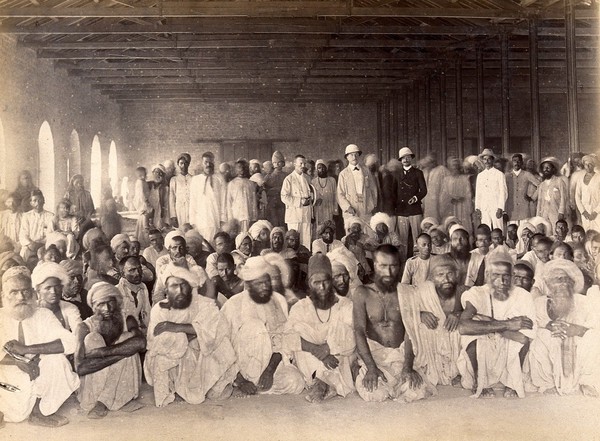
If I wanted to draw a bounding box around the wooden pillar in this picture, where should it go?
[439,72,447,163]
[501,33,511,157]
[377,101,383,163]
[391,91,399,161]
[413,81,420,155]
[529,19,541,162]
[385,96,392,161]
[425,76,432,155]
[455,60,464,159]
[565,0,580,153]
[402,87,409,147]
[476,48,485,150]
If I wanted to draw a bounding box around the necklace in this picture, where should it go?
[316,177,328,189]
[372,286,395,327]
[313,302,332,323]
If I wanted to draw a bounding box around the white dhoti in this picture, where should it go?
[78,332,142,412]
[355,339,435,402]
[0,354,80,423]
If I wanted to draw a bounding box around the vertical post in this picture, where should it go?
[501,33,511,157]
[529,19,541,162]
[439,71,447,163]
[377,101,383,164]
[476,48,485,150]
[425,75,432,155]
[385,96,392,162]
[391,91,399,161]
[413,81,420,155]
[402,86,409,148]
[455,59,464,158]
[565,0,579,154]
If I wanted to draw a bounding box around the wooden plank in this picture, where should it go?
[501,33,510,158]
[439,72,447,163]
[529,19,541,162]
[565,0,580,154]
[455,59,464,158]
[425,76,432,155]
[476,48,485,150]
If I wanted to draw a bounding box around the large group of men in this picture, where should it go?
[0,144,599,428]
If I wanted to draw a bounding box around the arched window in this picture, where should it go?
[90,135,102,207]
[68,129,81,181]
[0,118,5,190]
[38,121,56,211]
[108,140,118,198]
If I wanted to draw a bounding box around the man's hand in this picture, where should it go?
[314,198,323,207]
[506,316,533,332]
[555,320,587,338]
[16,355,40,381]
[362,366,387,392]
[444,313,460,332]
[4,340,29,357]
[310,342,331,361]
[346,207,356,216]
[257,368,275,391]
[153,321,176,336]
[420,311,439,330]
[408,196,418,205]
[496,208,503,219]
[524,194,533,202]
[236,378,258,396]
[401,367,423,390]
[590,212,598,221]
[322,354,340,370]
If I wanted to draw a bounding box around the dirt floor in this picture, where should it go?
[2,382,600,441]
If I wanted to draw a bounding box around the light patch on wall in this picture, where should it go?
[69,129,81,180]
[108,140,118,198]
[38,121,55,210]
[90,135,102,207]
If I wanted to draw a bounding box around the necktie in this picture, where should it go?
[17,321,25,344]
[131,289,139,308]
[475,259,486,286]
[326,244,330,252]
[354,167,359,171]
[203,175,213,195]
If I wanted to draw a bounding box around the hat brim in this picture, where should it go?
[345,150,362,157]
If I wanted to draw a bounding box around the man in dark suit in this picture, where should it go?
[389,147,428,258]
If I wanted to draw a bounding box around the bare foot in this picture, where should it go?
[207,383,233,401]
[451,375,462,388]
[581,385,599,397]
[305,379,331,403]
[120,400,145,413]
[503,387,518,398]
[480,388,496,399]
[29,413,69,427]
[543,387,559,396]
[232,386,254,398]
[87,402,109,419]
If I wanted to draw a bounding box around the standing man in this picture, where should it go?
[189,152,227,242]
[535,157,568,236]
[337,144,378,226]
[312,159,338,232]
[391,147,428,256]
[505,154,539,225]
[264,151,287,227]
[474,148,507,232]
[19,189,55,264]
[281,155,313,250]
[226,160,258,233]
[169,153,193,228]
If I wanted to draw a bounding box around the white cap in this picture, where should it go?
[398,147,415,159]
[344,144,362,156]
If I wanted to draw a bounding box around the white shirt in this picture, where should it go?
[350,165,364,196]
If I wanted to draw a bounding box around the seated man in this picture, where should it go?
[401,233,432,286]
[142,229,168,268]
[312,220,343,255]
[331,261,351,297]
[285,229,311,264]
[512,260,535,293]
[401,255,466,387]
[116,256,152,333]
[221,256,305,397]
[74,282,146,418]
[287,254,356,402]
[521,234,552,281]
[457,248,536,398]
[32,261,82,332]
[260,226,287,256]
[465,225,493,287]
[353,245,433,402]
[0,266,79,426]
[212,252,244,308]
[528,259,600,396]
[341,217,373,282]
[205,232,232,279]
[144,266,237,407]
[60,259,93,320]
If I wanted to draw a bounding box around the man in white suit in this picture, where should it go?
[281,155,313,250]
[336,144,378,226]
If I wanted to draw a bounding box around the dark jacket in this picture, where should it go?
[386,167,428,216]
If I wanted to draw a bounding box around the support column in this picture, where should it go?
[501,33,511,157]
[425,76,432,155]
[402,87,409,148]
[377,101,383,163]
[455,59,464,159]
[413,81,420,155]
[384,96,392,161]
[439,72,448,163]
[565,0,580,154]
[391,91,399,161]
[529,19,541,163]
[476,48,485,150]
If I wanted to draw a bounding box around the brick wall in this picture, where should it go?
[0,34,123,209]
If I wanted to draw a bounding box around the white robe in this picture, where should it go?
[144,296,237,406]
[475,168,507,231]
[287,296,356,397]
[0,308,79,422]
[169,173,193,226]
[575,173,600,233]
[226,178,257,231]
[189,173,227,241]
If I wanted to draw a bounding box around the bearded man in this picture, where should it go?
[457,248,536,398]
[74,282,146,418]
[0,266,79,426]
[312,159,338,230]
[535,157,568,236]
[221,256,305,397]
[400,255,466,387]
[144,266,237,407]
[528,259,600,396]
[445,224,472,284]
[287,254,356,403]
[332,261,351,297]
[353,245,433,402]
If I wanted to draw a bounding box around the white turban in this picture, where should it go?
[2,266,31,288]
[263,252,291,287]
[87,281,122,308]
[250,172,264,186]
[164,229,185,249]
[542,259,584,294]
[420,217,439,232]
[248,220,273,241]
[449,224,469,239]
[45,231,67,248]
[327,247,359,285]
[31,261,70,289]
[239,256,274,282]
[110,233,130,252]
[235,232,252,250]
[370,212,395,233]
[160,263,205,289]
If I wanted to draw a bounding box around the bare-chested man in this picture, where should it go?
[74,282,146,418]
[353,244,431,402]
